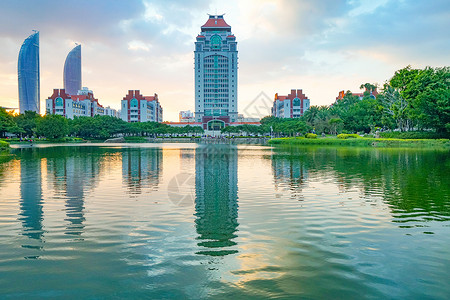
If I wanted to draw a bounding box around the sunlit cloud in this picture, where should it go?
[0,0,448,119]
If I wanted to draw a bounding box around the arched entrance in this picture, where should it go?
[207,120,225,131]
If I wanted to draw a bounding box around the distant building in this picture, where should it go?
[104,106,119,118]
[335,88,378,101]
[179,110,195,122]
[194,14,238,130]
[63,44,82,95]
[272,89,310,118]
[45,87,118,119]
[18,31,40,114]
[120,90,163,123]
[236,114,260,123]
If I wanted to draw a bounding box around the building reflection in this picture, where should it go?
[122,148,163,195]
[19,150,44,241]
[271,154,308,199]
[194,144,239,256]
[45,147,105,236]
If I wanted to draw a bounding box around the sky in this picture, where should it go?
[0,0,449,121]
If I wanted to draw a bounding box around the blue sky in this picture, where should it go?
[0,0,449,120]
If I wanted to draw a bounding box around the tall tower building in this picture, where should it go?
[194,15,238,130]
[18,31,40,114]
[63,44,82,95]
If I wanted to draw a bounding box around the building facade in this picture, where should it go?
[179,110,195,122]
[272,89,310,118]
[45,87,117,119]
[120,90,163,123]
[194,15,238,130]
[63,44,82,95]
[335,88,378,102]
[18,31,40,114]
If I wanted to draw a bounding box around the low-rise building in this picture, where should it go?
[45,87,118,119]
[179,110,195,123]
[335,88,378,102]
[272,89,310,118]
[120,90,163,123]
[236,114,260,123]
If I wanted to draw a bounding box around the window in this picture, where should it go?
[55,97,63,106]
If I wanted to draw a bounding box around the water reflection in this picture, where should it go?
[271,153,308,200]
[19,149,44,243]
[194,144,239,256]
[122,148,163,195]
[270,146,450,223]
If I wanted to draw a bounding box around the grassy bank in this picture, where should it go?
[0,140,10,151]
[269,137,450,148]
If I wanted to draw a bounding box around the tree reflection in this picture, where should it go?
[270,146,450,220]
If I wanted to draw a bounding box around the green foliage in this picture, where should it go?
[380,131,449,139]
[269,137,450,148]
[259,116,311,136]
[14,110,42,137]
[124,136,147,142]
[0,140,10,150]
[360,83,377,93]
[385,66,450,133]
[305,133,317,139]
[36,114,69,139]
[0,108,15,138]
[337,133,361,139]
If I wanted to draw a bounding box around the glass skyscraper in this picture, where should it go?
[194,15,238,130]
[63,44,82,95]
[18,31,40,114]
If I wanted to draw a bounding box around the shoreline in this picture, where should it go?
[268,137,450,148]
[3,136,450,149]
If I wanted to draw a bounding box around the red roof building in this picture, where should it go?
[201,15,231,30]
[336,87,378,101]
[120,90,163,123]
[272,89,311,118]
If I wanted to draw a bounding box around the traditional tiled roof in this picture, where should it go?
[201,15,231,29]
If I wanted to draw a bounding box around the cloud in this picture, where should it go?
[0,0,448,120]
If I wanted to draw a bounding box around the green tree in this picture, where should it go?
[15,111,42,137]
[0,108,15,138]
[36,114,69,139]
[378,84,409,131]
[329,118,343,135]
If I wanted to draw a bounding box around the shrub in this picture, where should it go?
[305,133,317,139]
[0,140,10,150]
[380,131,449,139]
[124,136,147,143]
[337,133,361,139]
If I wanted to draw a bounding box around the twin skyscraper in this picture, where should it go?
[18,31,82,114]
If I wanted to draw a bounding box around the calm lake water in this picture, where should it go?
[0,143,449,299]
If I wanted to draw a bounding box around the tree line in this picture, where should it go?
[0,112,205,139]
[1,66,448,139]
[260,65,449,137]
[299,66,449,135]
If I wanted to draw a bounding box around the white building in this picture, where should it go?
[194,15,238,130]
[272,89,310,119]
[120,90,163,123]
[45,88,118,119]
[179,110,195,122]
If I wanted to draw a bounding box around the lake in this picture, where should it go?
[0,143,449,299]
